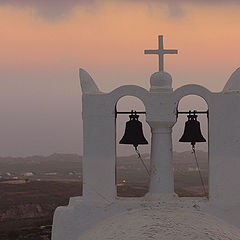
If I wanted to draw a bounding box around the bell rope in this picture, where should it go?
[192,146,207,197]
[135,147,150,176]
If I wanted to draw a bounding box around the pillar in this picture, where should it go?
[147,122,175,199]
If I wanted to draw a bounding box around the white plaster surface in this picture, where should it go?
[79,68,101,94]
[79,68,240,206]
[147,123,174,198]
[52,197,240,240]
[79,206,240,240]
[150,71,173,92]
[223,67,240,92]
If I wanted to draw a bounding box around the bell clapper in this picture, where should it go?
[134,146,150,177]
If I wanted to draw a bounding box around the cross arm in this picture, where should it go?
[163,49,178,54]
[144,49,160,54]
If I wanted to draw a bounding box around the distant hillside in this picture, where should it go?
[0,153,81,163]
[0,151,208,172]
[0,153,82,180]
[0,151,207,164]
[0,151,208,181]
[173,151,208,171]
[117,150,208,169]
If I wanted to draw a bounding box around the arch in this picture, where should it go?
[114,91,150,158]
[115,94,150,198]
[109,85,150,111]
[173,93,209,198]
[174,84,212,105]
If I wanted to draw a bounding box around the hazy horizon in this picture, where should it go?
[0,149,208,158]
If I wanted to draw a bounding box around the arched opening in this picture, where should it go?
[173,95,209,198]
[115,96,151,197]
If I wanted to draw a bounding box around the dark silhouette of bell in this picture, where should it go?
[119,111,148,148]
[179,113,206,147]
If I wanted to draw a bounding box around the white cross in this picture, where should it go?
[144,35,178,72]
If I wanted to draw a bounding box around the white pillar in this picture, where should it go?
[147,123,175,199]
[82,109,116,202]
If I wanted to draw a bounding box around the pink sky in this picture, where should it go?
[0,1,239,156]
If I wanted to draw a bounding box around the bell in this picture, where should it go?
[119,111,148,148]
[179,112,206,147]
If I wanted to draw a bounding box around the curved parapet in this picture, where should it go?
[174,84,212,103]
[109,85,149,105]
[79,68,102,94]
[223,68,240,93]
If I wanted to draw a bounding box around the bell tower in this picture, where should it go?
[52,36,240,240]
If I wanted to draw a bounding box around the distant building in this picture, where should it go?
[188,167,198,172]
[45,172,57,176]
[23,172,34,177]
